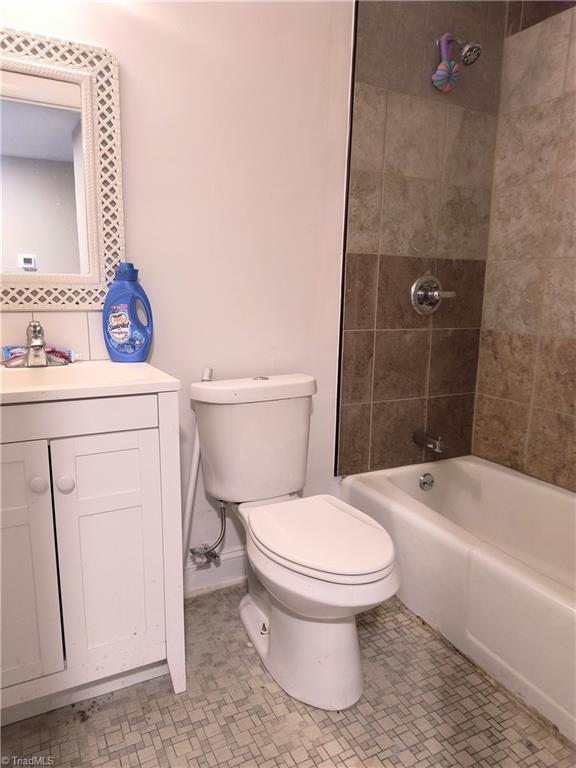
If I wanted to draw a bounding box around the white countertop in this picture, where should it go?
[0,361,180,404]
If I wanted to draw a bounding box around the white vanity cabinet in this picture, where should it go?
[0,363,186,723]
[1,440,64,687]
[51,430,166,669]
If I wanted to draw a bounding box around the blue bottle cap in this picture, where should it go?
[115,261,138,281]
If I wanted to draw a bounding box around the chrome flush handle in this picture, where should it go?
[411,274,456,316]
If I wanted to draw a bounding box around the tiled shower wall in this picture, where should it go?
[337,1,506,474]
[473,8,576,492]
[506,0,576,34]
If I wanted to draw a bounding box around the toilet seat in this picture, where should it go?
[246,495,395,585]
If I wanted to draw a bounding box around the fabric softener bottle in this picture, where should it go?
[103,262,153,362]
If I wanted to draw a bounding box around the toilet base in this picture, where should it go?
[239,592,363,710]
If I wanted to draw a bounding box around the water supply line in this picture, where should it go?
[182,366,227,568]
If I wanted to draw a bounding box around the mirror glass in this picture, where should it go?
[1,71,88,275]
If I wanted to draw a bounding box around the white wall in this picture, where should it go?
[0,1,354,592]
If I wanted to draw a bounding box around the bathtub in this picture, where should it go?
[341,456,576,741]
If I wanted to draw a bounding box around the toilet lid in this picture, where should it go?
[247,494,394,577]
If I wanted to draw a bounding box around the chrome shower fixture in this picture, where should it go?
[432,34,482,93]
[457,38,483,65]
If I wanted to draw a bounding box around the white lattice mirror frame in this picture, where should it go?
[0,28,124,311]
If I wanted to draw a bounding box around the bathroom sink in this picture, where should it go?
[0,360,179,404]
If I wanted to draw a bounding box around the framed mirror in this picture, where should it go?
[0,28,124,310]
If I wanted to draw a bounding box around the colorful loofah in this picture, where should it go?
[432,59,461,92]
[432,33,461,93]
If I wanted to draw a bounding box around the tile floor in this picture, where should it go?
[2,585,575,768]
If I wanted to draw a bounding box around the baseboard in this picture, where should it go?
[183,545,247,597]
[1,662,168,726]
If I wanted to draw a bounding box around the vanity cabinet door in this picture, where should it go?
[1,441,65,687]
[51,430,166,673]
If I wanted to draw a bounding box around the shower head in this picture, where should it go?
[432,33,481,93]
[457,39,482,65]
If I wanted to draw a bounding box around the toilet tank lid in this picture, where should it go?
[190,373,317,404]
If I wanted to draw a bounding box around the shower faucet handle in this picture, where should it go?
[411,274,456,315]
[432,288,456,299]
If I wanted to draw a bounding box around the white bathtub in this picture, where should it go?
[341,456,576,741]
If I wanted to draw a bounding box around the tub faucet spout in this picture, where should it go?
[413,430,445,454]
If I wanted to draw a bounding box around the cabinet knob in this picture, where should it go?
[56,475,76,494]
[29,476,48,494]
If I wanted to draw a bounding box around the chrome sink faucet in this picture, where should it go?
[413,430,445,454]
[26,321,48,367]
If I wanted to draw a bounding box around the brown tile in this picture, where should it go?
[566,10,576,93]
[482,258,544,334]
[488,178,554,261]
[444,108,497,189]
[434,259,485,328]
[424,2,505,114]
[494,98,561,187]
[427,2,487,38]
[476,330,537,403]
[549,175,576,258]
[343,253,378,330]
[340,331,374,404]
[534,336,576,415]
[500,10,571,114]
[425,394,475,460]
[372,330,430,400]
[379,173,441,258]
[487,3,510,37]
[346,169,382,255]
[557,92,576,177]
[350,83,387,173]
[428,329,480,395]
[337,403,371,475]
[370,398,426,469]
[520,1,576,31]
[473,394,529,471]
[376,255,435,330]
[540,259,576,337]
[383,93,446,181]
[355,1,427,95]
[526,408,576,491]
[437,186,491,261]
[472,1,507,114]
[506,1,523,35]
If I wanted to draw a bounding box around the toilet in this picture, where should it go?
[190,373,398,710]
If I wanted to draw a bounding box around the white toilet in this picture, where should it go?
[190,373,398,710]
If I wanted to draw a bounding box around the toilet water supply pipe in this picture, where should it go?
[182,367,227,568]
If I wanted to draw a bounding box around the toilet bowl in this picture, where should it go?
[190,373,399,710]
[235,494,398,710]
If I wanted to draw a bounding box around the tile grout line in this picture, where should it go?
[498,88,566,121]
[351,325,484,333]
[344,391,478,408]
[424,98,451,459]
[476,391,575,421]
[368,86,391,472]
[473,21,508,457]
[84,312,92,361]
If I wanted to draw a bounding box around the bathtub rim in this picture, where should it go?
[341,456,575,605]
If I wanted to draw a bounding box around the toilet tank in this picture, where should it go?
[190,374,317,503]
